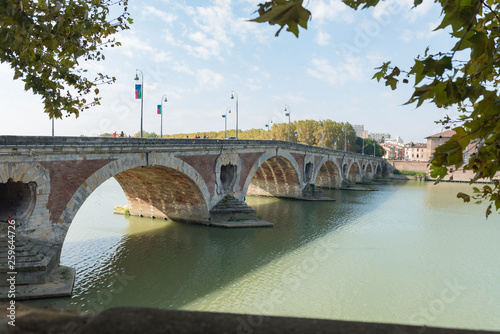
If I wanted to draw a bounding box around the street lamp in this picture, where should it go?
[159,94,167,138]
[51,117,54,137]
[320,119,324,148]
[284,105,290,142]
[266,118,273,140]
[344,129,347,152]
[222,107,231,138]
[230,91,239,139]
[373,141,376,157]
[134,69,144,138]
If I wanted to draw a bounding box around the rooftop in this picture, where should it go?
[426,129,456,139]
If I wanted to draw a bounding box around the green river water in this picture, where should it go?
[24,179,500,331]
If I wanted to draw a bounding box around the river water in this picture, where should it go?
[25,179,500,331]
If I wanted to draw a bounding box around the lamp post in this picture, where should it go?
[223,107,231,138]
[362,139,365,155]
[266,118,273,140]
[344,129,347,152]
[373,141,376,157]
[51,117,54,137]
[320,120,324,148]
[284,105,290,142]
[159,94,167,138]
[230,91,238,139]
[134,69,144,138]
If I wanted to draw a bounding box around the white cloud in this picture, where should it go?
[245,78,262,91]
[308,0,354,25]
[316,31,330,46]
[142,6,177,25]
[115,30,156,58]
[251,65,270,79]
[171,0,269,60]
[400,20,442,43]
[307,57,364,86]
[372,0,436,24]
[196,69,224,89]
[172,61,195,75]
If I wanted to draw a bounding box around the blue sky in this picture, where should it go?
[1,0,455,142]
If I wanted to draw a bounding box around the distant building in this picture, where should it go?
[352,124,370,138]
[425,130,456,156]
[405,142,428,161]
[381,142,405,160]
[352,124,365,138]
[368,132,391,142]
[385,136,404,145]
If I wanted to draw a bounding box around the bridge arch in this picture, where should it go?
[54,154,211,244]
[375,163,382,178]
[243,151,303,199]
[347,161,362,183]
[364,163,373,179]
[314,160,342,188]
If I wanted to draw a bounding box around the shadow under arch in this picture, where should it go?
[245,154,302,199]
[114,166,210,223]
[315,160,341,188]
[348,161,362,183]
[53,156,210,246]
[365,163,373,179]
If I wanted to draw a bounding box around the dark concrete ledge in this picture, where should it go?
[0,304,498,334]
[0,266,75,301]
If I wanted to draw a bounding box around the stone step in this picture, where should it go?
[0,237,61,286]
[209,195,257,222]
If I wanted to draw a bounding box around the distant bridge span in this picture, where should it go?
[0,136,390,245]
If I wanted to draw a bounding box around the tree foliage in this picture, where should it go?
[249,0,311,37]
[1,0,131,119]
[253,0,500,216]
[143,119,366,153]
[356,137,384,157]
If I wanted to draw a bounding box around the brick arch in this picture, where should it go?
[243,151,303,199]
[53,154,210,245]
[375,163,382,177]
[347,161,362,183]
[314,159,342,189]
[364,163,373,179]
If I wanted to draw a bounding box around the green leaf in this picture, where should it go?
[250,0,311,37]
[457,192,471,203]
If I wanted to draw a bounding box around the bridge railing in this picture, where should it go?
[0,136,384,160]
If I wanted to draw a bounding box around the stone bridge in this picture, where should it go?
[0,136,390,246]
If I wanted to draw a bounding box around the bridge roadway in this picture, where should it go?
[0,136,390,246]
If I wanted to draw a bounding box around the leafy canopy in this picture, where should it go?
[252,0,500,217]
[0,0,131,119]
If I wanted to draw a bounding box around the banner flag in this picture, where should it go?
[157,105,161,115]
[285,113,289,117]
[135,84,142,99]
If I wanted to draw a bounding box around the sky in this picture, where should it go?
[1,0,457,142]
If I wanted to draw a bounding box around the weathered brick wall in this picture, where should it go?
[114,166,210,223]
[315,161,341,188]
[247,156,302,198]
[40,160,114,224]
[392,161,429,173]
